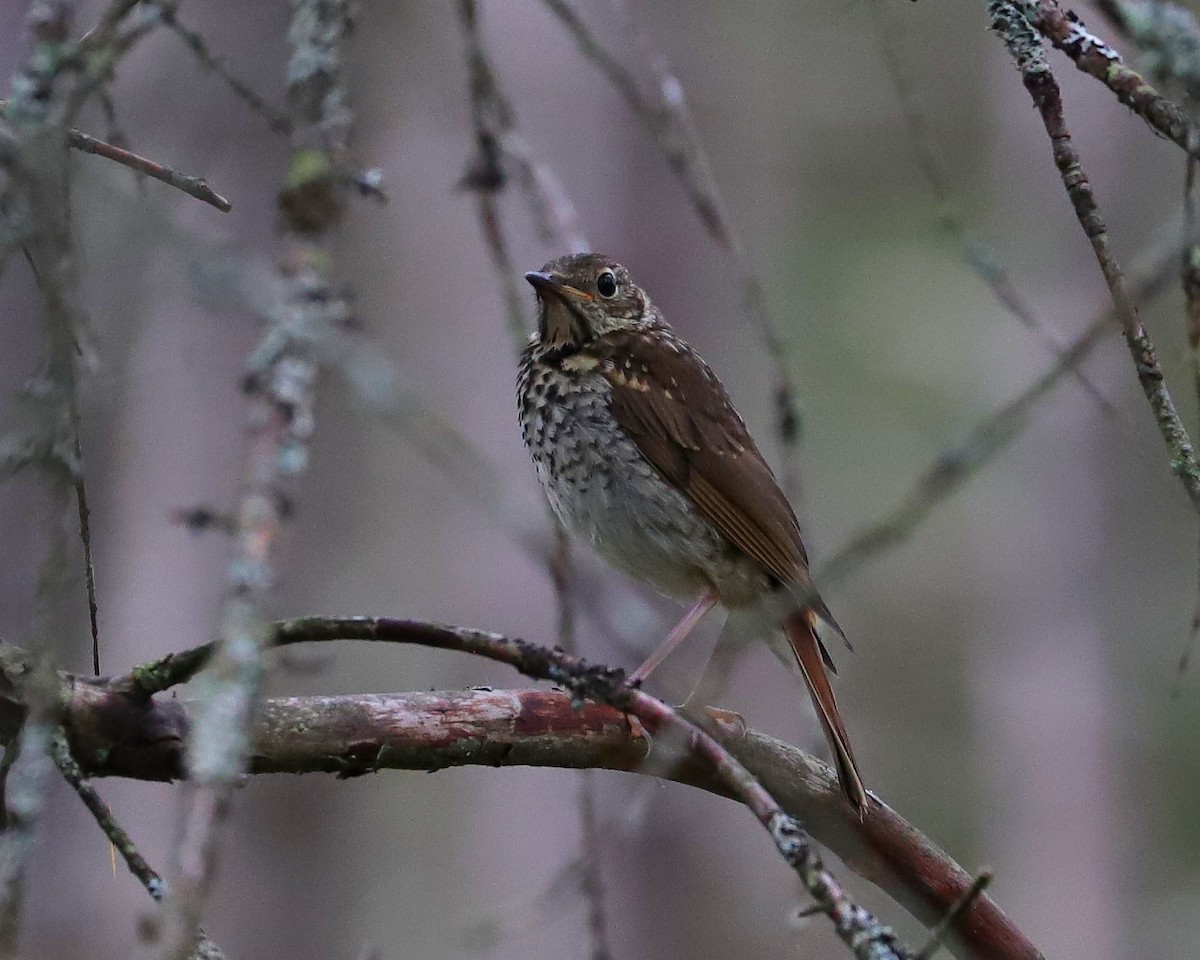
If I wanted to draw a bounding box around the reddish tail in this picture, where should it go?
[785,609,868,813]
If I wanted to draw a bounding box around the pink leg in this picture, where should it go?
[629,588,720,684]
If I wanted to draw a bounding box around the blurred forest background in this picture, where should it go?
[1,0,1197,958]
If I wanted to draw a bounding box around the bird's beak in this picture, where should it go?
[524,271,595,302]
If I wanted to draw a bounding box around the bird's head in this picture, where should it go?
[525,253,657,349]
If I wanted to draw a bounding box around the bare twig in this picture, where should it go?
[990,1,1200,513]
[871,3,1145,449]
[68,129,231,211]
[52,727,230,957]
[914,871,993,960]
[540,0,804,499]
[51,731,165,899]
[1180,130,1200,687]
[152,2,292,136]
[70,406,100,676]
[458,0,528,350]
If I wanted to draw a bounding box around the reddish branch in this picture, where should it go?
[47,679,1041,960]
[19,615,1046,960]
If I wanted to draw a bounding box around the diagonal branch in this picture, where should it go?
[819,228,1180,586]
[67,128,231,211]
[990,0,1200,513]
[1026,0,1200,158]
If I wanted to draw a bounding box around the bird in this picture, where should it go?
[517,253,867,813]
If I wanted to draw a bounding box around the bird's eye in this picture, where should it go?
[596,270,618,298]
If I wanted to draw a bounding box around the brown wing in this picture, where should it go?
[596,328,808,587]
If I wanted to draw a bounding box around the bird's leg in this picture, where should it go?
[628,588,719,685]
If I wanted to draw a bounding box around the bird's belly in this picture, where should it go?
[523,385,740,600]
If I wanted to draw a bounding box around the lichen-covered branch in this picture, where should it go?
[1094,0,1200,101]
[0,4,90,953]
[155,2,358,957]
[990,0,1200,513]
[1026,0,1200,157]
[117,615,974,960]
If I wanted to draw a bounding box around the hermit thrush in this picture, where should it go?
[517,253,867,812]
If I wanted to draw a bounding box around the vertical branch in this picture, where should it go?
[458,0,525,350]
[0,3,89,954]
[155,2,357,957]
[1183,142,1200,683]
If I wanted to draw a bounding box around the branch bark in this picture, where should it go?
[48,684,1042,960]
[0,619,1047,960]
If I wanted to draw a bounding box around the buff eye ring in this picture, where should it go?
[596,270,618,298]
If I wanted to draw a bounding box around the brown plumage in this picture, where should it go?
[518,253,867,812]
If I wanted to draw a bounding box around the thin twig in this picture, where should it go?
[540,0,804,500]
[871,2,1147,452]
[1182,120,1200,687]
[152,2,292,136]
[68,128,231,211]
[458,0,527,350]
[991,0,1200,513]
[51,731,165,898]
[456,10,612,952]
[68,390,100,675]
[52,731,229,958]
[819,232,1180,587]
[914,871,993,960]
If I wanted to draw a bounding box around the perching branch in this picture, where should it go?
[121,617,905,959]
[0,618,1030,960]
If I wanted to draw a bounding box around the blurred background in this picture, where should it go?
[0,0,1197,957]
